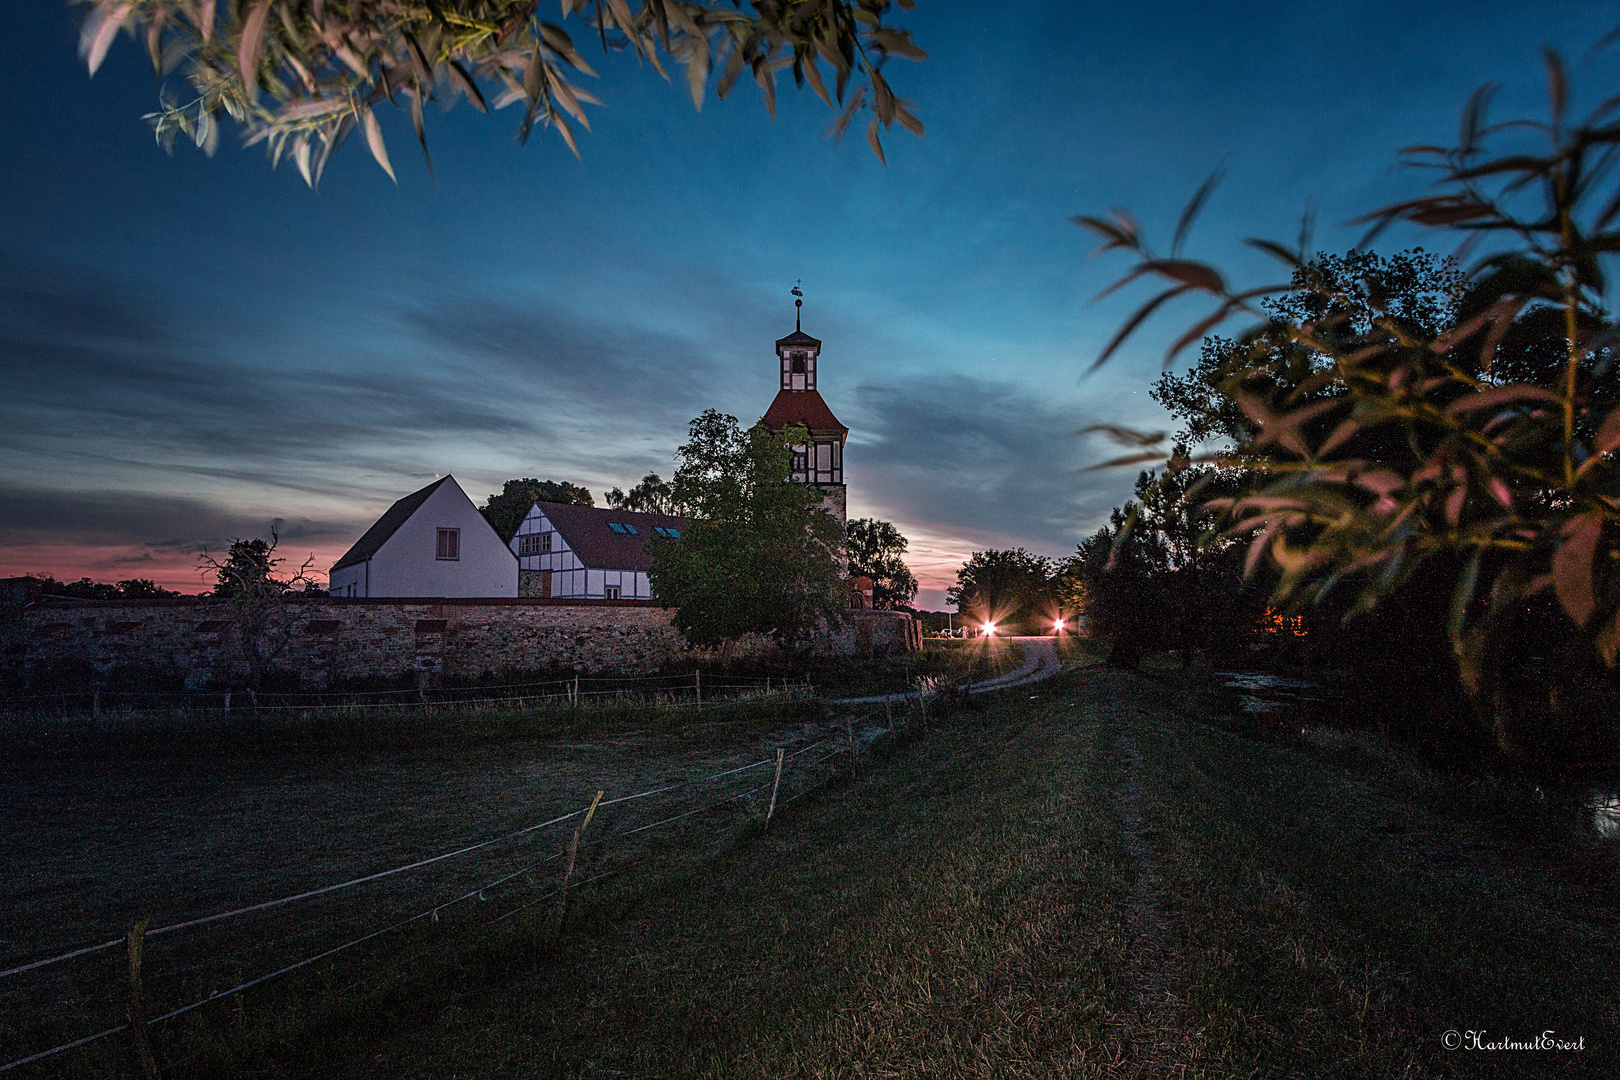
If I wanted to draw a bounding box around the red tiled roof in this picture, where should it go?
[534,502,686,572]
[762,390,847,439]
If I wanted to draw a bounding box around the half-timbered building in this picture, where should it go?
[511,501,685,599]
[761,307,849,526]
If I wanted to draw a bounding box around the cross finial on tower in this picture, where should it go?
[791,280,803,331]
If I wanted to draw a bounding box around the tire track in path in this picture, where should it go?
[833,636,1061,705]
[1106,695,1200,1076]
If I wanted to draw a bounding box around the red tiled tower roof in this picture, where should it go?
[762,389,848,441]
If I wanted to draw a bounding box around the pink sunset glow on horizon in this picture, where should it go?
[2,522,1017,611]
[0,540,350,595]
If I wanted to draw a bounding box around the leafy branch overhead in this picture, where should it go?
[77,0,927,184]
[1076,44,1620,691]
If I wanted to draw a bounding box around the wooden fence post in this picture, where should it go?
[764,748,785,833]
[553,790,603,943]
[919,686,929,732]
[223,690,231,716]
[92,690,102,723]
[885,699,894,736]
[694,670,702,706]
[127,921,157,1079]
[847,717,856,781]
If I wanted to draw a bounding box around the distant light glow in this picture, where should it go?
[985,623,997,636]
[1053,618,1065,630]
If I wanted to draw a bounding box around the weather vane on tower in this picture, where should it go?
[791,280,803,331]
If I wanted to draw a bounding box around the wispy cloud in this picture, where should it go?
[0,251,536,482]
[0,250,1144,597]
[404,296,726,420]
[0,250,804,584]
[848,374,1127,556]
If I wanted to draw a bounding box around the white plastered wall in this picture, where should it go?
[361,478,517,597]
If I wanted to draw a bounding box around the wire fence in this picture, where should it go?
[0,670,816,717]
[0,689,941,1075]
[4,667,784,700]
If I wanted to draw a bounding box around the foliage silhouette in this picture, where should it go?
[75,0,926,182]
[648,409,844,650]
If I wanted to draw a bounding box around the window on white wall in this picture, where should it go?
[517,532,553,556]
[436,528,460,560]
[604,585,621,600]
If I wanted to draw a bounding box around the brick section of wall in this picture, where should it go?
[818,609,920,655]
[0,598,917,690]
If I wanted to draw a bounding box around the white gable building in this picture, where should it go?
[329,476,517,598]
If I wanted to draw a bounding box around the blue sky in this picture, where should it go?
[0,0,1612,606]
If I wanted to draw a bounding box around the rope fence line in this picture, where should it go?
[794,750,850,772]
[0,686,819,727]
[0,670,815,709]
[0,744,831,982]
[0,699,919,1075]
[4,668,797,699]
[0,766,823,1073]
[782,774,836,806]
[0,805,590,982]
[610,779,779,841]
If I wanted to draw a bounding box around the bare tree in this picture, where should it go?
[197,526,316,692]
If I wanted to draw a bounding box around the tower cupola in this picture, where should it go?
[761,285,849,525]
[776,318,821,392]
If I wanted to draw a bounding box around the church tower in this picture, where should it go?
[762,288,848,526]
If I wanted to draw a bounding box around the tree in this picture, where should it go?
[117,578,183,598]
[1077,45,1620,756]
[206,537,295,598]
[648,409,844,649]
[1149,251,1467,450]
[1072,454,1259,669]
[480,478,594,541]
[76,0,926,184]
[845,517,917,609]
[197,528,316,690]
[947,548,1055,632]
[606,473,676,514]
[28,575,184,599]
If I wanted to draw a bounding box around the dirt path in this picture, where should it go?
[1105,698,1201,1076]
[834,635,1062,704]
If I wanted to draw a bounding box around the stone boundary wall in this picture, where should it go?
[0,598,918,691]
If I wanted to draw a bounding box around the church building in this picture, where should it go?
[761,295,849,527]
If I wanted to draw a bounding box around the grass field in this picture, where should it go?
[0,639,1024,760]
[6,652,1616,1077]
